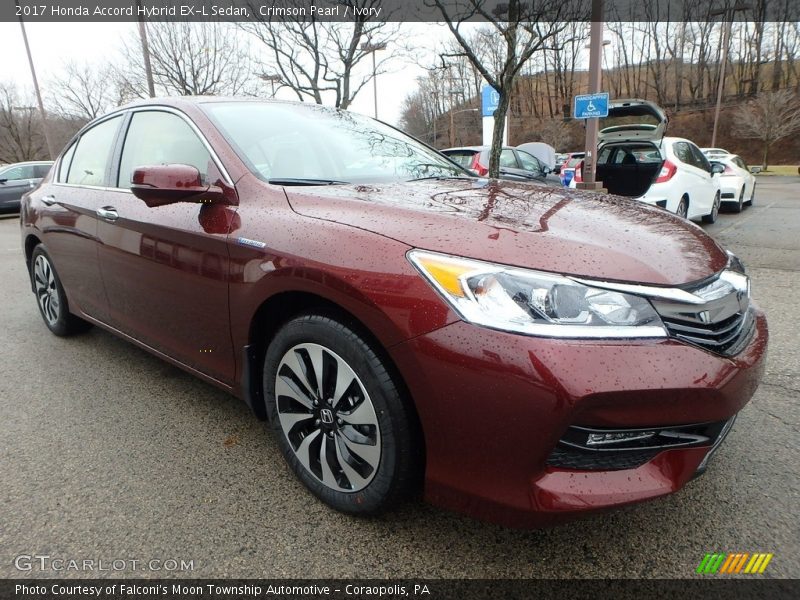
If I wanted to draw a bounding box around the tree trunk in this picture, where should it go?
[488,92,511,179]
[762,142,770,171]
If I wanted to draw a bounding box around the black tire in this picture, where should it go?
[263,313,420,514]
[702,192,721,224]
[732,187,744,213]
[30,245,92,336]
[676,196,689,219]
[746,183,755,206]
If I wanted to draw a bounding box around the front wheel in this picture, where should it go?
[732,187,744,213]
[263,313,421,514]
[702,192,720,224]
[746,182,755,206]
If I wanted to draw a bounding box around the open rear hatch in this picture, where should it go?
[599,99,668,144]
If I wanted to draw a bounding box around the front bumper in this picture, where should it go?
[390,309,768,528]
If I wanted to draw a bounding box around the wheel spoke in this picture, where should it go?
[281,350,318,402]
[319,434,339,489]
[338,428,380,470]
[335,435,370,490]
[275,375,314,410]
[338,399,376,426]
[331,355,355,408]
[278,411,314,430]
[305,345,325,399]
[294,429,322,471]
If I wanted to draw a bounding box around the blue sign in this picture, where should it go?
[481,85,500,117]
[573,92,610,119]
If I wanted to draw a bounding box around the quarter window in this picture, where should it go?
[118,111,213,188]
[66,116,122,186]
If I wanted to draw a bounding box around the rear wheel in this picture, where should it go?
[30,245,91,336]
[702,192,721,224]
[732,187,744,213]
[676,196,689,219]
[263,313,420,514]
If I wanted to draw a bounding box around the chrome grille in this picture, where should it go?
[661,309,754,355]
[650,269,753,357]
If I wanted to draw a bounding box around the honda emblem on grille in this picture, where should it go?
[698,310,711,324]
[320,409,334,424]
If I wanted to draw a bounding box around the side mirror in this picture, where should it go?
[130,164,225,208]
[710,162,725,175]
[543,166,552,175]
[0,178,7,184]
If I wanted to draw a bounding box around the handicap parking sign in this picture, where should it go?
[573,93,609,119]
[482,85,501,117]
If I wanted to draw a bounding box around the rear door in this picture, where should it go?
[34,115,124,321]
[96,108,236,383]
[671,141,714,214]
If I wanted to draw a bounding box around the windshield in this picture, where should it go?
[203,102,467,185]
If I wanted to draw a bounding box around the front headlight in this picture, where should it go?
[408,250,666,338]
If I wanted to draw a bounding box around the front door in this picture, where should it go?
[96,109,236,384]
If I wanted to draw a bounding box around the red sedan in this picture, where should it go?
[20,98,767,527]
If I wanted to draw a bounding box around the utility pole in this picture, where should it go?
[136,0,155,97]
[361,41,387,119]
[577,0,604,191]
[16,0,55,160]
[710,4,750,148]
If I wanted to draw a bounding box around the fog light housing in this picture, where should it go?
[586,431,656,446]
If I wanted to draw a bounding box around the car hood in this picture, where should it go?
[285,178,728,286]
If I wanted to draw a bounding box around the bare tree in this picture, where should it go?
[50,61,120,120]
[533,118,573,151]
[434,0,583,177]
[118,21,256,100]
[733,90,800,169]
[0,82,46,163]
[242,0,404,109]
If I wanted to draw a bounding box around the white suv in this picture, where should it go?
[571,99,723,223]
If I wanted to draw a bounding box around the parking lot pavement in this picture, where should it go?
[0,179,798,580]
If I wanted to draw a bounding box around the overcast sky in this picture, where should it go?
[0,21,461,126]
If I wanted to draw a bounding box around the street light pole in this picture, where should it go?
[16,0,56,160]
[361,41,387,119]
[577,0,604,191]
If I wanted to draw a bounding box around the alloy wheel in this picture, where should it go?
[275,343,381,493]
[713,193,721,220]
[33,254,60,325]
[677,198,688,218]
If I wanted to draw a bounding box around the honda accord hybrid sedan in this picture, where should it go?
[20,98,767,528]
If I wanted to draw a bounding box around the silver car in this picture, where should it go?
[0,161,53,212]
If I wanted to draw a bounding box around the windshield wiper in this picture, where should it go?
[268,178,350,186]
[408,175,474,182]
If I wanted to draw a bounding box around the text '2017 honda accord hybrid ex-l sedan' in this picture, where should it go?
[20,98,767,528]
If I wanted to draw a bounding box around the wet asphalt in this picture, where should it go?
[0,177,797,579]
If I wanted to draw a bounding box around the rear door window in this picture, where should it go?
[689,144,711,172]
[67,116,123,186]
[0,165,34,180]
[499,149,518,168]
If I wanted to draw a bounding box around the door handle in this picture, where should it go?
[41,195,56,206]
[97,206,119,221]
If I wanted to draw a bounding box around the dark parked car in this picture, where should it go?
[21,98,767,528]
[441,145,560,186]
[0,161,52,212]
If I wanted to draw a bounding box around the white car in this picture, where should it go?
[701,147,731,159]
[709,154,756,213]
[571,99,723,223]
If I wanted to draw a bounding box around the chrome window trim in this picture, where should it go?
[53,105,234,191]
